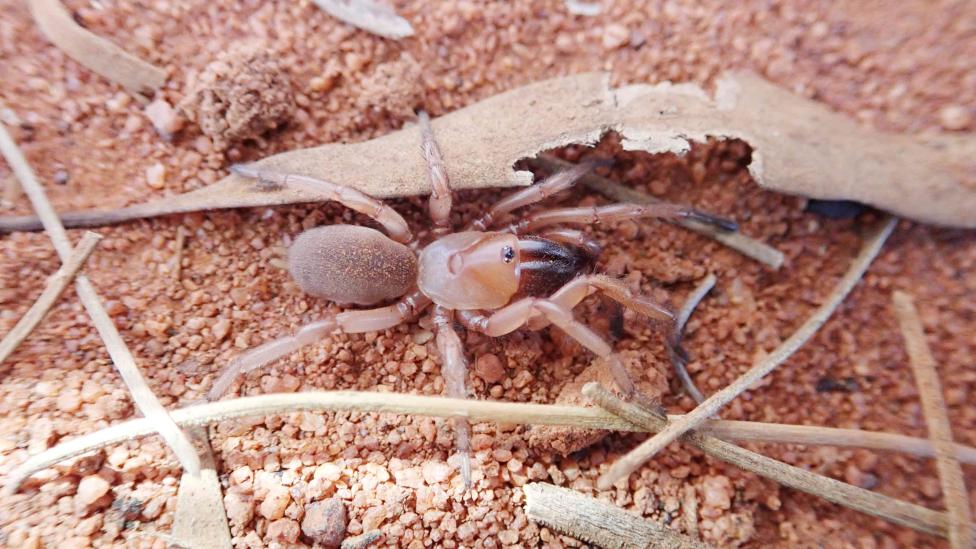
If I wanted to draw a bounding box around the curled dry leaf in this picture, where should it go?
[28,0,166,96]
[2,72,974,233]
[312,0,415,39]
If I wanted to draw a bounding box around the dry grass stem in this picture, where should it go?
[682,483,700,540]
[523,482,707,548]
[27,0,166,95]
[531,156,785,268]
[0,122,200,476]
[171,226,186,281]
[673,273,717,403]
[598,215,897,489]
[583,383,969,539]
[172,427,232,549]
[0,230,101,366]
[892,291,974,548]
[8,389,976,494]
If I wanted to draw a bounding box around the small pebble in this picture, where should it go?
[145,163,166,189]
[939,104,972,130]
[76,475,111,509]
[144,99,184,137]
[259,484,291,520]
[302,498,347,548]
[267,518,301,543]
[474,354,505,383]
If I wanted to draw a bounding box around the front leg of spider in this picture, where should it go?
[432,307,473,488]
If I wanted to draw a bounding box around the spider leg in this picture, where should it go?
[546,273,689,366]
[511,202,738,234]
[465,163,592,231]
[418,111,452,229]
[208,291,430,400]
[458,298,637,398]
[432,306,473,489]
[230,164,413,243]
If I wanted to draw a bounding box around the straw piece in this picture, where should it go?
[598,216,896,489]
[0,122,200,477]
[0,231,101,365]
[892,291,973,548]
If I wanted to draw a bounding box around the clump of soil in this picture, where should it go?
[180,44,296,151]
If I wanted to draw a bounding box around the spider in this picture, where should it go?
[207,112,736,487]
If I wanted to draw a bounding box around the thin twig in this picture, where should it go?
[583,382,969,540]
[0,231,101,366]
[672,273,716,403]
[524,482,706,548]
[0,122,200,476]
[598,216,897,489]
[27,0,166,96]
[8,390,976,494]
[892,291,974,548]
[172,427,232,549]
[528,156,785,269]
[682,484,699,541]
[171,226,186,281]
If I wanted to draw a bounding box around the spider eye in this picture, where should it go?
[501,245,515,263]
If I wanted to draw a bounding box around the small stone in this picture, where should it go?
[309,74,337,93]
[498,529,519,545]
[212,318,231,341]
[939,105,971,131]
[512,370,533,389]
[259,484,291,520]
[267,518,301,543]
[145,163,166,189]
[144,99,184,137]
[60,537,91,549]
[56,391,82,413]
[302,498,347,548]
[602,24,630,50]
[76,475,111,509]
[224,490,254,526]
[474,354,505,383]
[421,461,451,485]
[393,467,424,489]
[470,433,493,451]
[701,475,732,510]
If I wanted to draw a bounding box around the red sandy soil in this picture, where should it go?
[1,1,974,547]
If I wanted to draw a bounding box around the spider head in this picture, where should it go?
[418,231,521,310]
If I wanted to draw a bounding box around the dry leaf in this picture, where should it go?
[312,0,414,39]
[28,0,166,96]
[2,72,974,233]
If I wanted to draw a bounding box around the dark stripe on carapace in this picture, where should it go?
[514,236,598,298]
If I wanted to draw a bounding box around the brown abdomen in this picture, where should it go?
[288,225,417,306]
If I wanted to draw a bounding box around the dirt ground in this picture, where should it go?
[1,0,975,547]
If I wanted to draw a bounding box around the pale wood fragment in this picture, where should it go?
[523,483,707,549]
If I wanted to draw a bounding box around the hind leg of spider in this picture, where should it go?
[208,291,431,400]
[432,306,473,489]
[230,164,413,243]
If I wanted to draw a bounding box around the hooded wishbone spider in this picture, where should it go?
[207,111,737,488]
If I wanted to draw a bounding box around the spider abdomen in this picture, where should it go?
[288,225,417,306]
